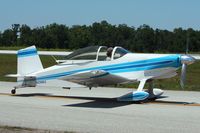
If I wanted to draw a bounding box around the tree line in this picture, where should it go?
[0,21,200,53]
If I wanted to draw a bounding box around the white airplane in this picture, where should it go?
[2,45,197,101]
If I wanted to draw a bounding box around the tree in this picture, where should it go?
[172,28,187,52]
[29,27,47,48]
[1,29,15,46]
[12,24,20,45]
[117,24,135,50]
[90,20,116,46]
[0,31,2,46]
[0,22,199,53]
[134,24,155,52]
[45,23,69,49]
[19,24,31,46]
[69,25,92,49]
[186,28,200,52]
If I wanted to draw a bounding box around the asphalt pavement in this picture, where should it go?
[0,81,200,133]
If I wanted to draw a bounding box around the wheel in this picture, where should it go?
[11,89,16,94]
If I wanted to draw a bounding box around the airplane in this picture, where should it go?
[1,45,197,102]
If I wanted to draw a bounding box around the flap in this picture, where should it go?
[59,70,129,86]
[59,70,108,80]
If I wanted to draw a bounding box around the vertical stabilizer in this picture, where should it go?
[17,46,43,76]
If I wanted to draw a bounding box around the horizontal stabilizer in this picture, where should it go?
[6,74,23,78]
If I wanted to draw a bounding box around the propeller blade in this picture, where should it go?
[180,63,187,89]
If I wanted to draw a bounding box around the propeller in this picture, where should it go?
[180,63,186,89]
[179,32,199,89]
[179,32,190,89]
[179,54,195,89]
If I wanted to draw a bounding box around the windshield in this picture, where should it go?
[97,46,107,61]
[113,47,130,59]
[64,46,99,60]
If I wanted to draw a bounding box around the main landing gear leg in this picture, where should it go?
[147,80,155,100]
[148,80,154,95]
[146,80,164,100]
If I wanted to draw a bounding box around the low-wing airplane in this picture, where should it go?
[1,45,197,101]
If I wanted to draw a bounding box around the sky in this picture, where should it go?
[0,0,200,31]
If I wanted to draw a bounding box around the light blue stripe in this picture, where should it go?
[119,92,149,101]
[36,61,168,81]
[59,54,181,69]
[35,55,181,82]
[110,61,175,73]
[17,55,181,83]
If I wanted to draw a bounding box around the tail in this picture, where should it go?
[17,45,43,77]
[6,46,43,89]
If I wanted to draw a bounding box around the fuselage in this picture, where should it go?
[30,53,182,85]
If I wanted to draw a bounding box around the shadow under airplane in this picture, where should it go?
[63,97,135,108]
[12,93,138,108]
[10,93,200,108]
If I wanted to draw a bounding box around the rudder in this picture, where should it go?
[17,45,43,76]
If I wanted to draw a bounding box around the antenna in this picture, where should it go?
[186,32,189,54]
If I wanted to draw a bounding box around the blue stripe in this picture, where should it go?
[103,61,172,71]
[110,60,175,73]
[35,55,181,81]
[39,56,178,80]
[18,48,37,57]
[17,55,181,82]
[58,54,180,69]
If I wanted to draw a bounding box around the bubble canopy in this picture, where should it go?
[64,46,130,61]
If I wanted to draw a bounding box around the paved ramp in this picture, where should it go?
[0,82,200,133]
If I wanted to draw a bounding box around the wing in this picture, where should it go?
[0,50,71,56]
[59,70,130,86]
[191,54,200,60]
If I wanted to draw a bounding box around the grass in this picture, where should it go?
[0,54,56,82]
[0,46,70,51]
[0,53,200,91]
